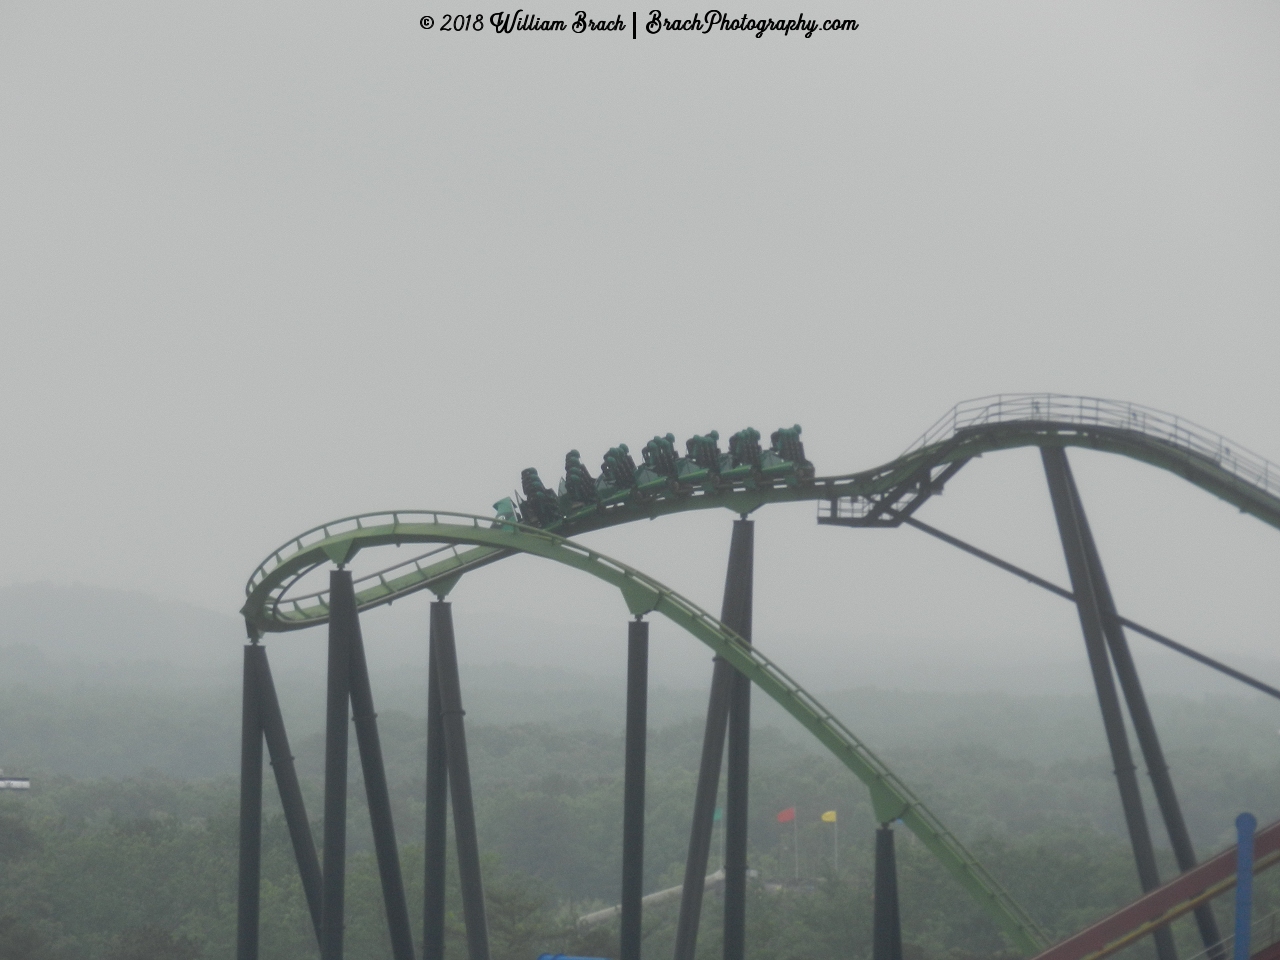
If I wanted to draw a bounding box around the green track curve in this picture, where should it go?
[240,394,1280,953]
[243,511,1048,951]
[244,394,1280,636]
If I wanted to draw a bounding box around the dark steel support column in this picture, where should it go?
[423,616,449,960]
[236,644,264,960]
[256,645,324,944]
[323,571,355,960]
[343,588,417,960]
[723,519,754,960]
[621,618,649,960]
[1059,460,1224,957]
[1042,447,1177,960]
[432,601,491,960]
[675,518,756,960]
[872,825,902,960]
[672,657,734,960]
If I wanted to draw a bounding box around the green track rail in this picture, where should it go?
[240,394,1280,953]
[244,394,1280,635]
[243,512,1049,951]
[817,395,1280,530]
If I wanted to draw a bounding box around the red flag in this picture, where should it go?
[776,806,796,823]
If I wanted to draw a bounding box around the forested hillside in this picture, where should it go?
[4,583,1280,958]
[4,676,1280,960]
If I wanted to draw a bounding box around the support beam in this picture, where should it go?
[723,519,755,960]
[431,601,492,960]
[674,517,757,960]
[345,592,417,960]
[1041,447,1177,960]
[423,616,448,960]
[323,571,355,960]
[903,516,1280,703]
[872,825,903,960]
[236,644,264,960]
[1059,463,1223,957]
[256,645,324,944]
[620,618,649,960]
[672,657,734,960]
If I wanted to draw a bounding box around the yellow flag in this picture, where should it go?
[821,810,837,823]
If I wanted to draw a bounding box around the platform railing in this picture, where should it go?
[906,394,1280,501]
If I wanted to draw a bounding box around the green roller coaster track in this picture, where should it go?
[241,393,1280,954]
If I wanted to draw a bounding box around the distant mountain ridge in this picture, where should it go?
[0,581,243,680]
[3,581,1279,704]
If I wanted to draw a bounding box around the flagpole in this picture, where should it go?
[793,814,799,881]
[834,819,839,873]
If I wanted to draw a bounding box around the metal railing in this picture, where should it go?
[243,510,525,629]
[1184,908,1280,960]
[265,541,470,622]
[245,509,507,598]
[905,394,1280,501]
[238,509,1047,945]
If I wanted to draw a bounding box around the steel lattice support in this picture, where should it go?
[621,618,649,960]
[1042,447,1178,960]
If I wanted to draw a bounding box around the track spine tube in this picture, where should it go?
[432,602,492,960]
[1042,447,1177,960]
[673,656,734,960]
[236,644,263,960]
[346,596,417,960]
[723,519,754,960]
[424,606,449,960]
[621,618,649,960]
[1061,464,1224,958]
[256,645,324,944]
[323,572,354,960]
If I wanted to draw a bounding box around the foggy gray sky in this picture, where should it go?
[2,2,1279,694]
